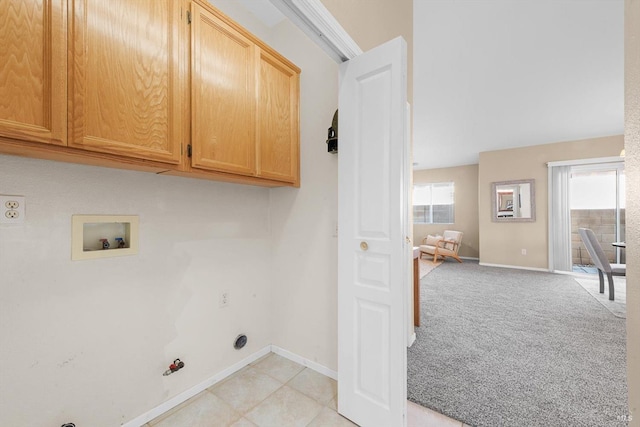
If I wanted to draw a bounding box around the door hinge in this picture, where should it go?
[187,144,192,157]
[186,10,192,24]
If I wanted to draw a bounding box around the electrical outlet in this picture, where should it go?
[5,210,19,219]
[0,195,25,224]
[521,249,527,255]
[219,290,229,308]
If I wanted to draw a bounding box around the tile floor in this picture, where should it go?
[144,353,467,427]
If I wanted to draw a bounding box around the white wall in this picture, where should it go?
[209,0,339,372]
[267,22,339,371]
[211,0,340,376]
[0,156,273,426]
[0,2,339,425]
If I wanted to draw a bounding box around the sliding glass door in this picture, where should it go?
[570,164,625,269]
[548,159,625,273]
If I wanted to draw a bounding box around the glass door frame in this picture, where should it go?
[570,161,625,264]
[547,156,625,273]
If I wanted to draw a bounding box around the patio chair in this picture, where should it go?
[578,227,626,301]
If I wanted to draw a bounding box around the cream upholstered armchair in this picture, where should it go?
[419,230,463,263]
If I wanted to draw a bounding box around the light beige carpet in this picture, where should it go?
[418,257,442,278]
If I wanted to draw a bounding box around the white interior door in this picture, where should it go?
[337,37,408,427]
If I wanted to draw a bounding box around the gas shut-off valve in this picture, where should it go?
[163,358,185,376]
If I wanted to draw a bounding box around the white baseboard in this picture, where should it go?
[122,345,336,426]
[460,256,480,261]
[479,262,549,273]
[271,345,338,380]
[408,332,416,347]
[121,346,271,427]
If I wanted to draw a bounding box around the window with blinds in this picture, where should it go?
[413,182,454,224]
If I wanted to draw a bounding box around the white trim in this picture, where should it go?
[479,262,549,273]
[268,0,362,63]
[408,332,416,348]
[571,161,625,173]
[271,345,338,380]
[121,346,271,427]
[548,165,554,272]
[546,156,623,167]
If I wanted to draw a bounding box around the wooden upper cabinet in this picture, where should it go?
[68,0,182,164]
[190,2,300,184]
[0,0,300,187]
[257,50,300,184]
[190,3,256,176]
[0,0,67,145]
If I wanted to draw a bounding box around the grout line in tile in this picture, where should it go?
[283,367,338,407]
[305,407,323,426]
[254,367,293,386]
[147,390,207,426]
[240,382,287,418]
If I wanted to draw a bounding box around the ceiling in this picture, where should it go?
[412,0,624,170]
[233,0,624,171]
[236,0,286,27]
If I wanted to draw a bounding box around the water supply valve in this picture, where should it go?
[163,358,185,376]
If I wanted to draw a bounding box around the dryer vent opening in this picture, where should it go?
[234,334,247,350]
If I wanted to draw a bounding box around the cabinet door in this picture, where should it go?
[0,0,66,145]
[191,3,255,176]
[68,0,182,164]
[257,50,299,184]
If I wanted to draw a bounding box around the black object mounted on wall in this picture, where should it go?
[326,109,338,154]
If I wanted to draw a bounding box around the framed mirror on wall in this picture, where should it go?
[491,179,536,222]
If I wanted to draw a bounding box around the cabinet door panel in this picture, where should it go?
[191,3,255,175]
[69,0,182,163]
[257,51,299,184]
[0,0,66,145]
